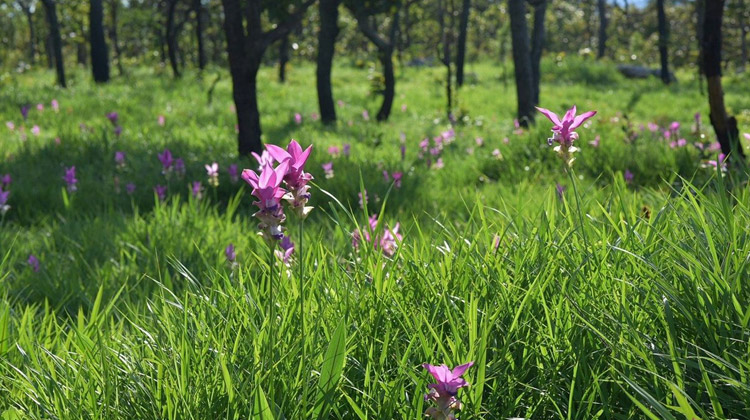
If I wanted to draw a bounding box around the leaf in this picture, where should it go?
[253,385,275,420]
[313,320,347,419]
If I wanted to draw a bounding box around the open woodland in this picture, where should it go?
[1,0,750,418]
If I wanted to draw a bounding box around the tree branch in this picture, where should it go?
[262,0,316,49]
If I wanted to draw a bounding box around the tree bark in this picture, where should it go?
[657,0,670,84]
[278,34,289,83]
[194,0,206,70]
[703,0,744,160]
[455,0,471,87]
[316,0,340,124]
[109,0,125,76]
[41,0,66,87]
[45,33,54,69]
[508,0,534,126]
[530,0,547,106]
[77,42,87,66]
[90,0,111,83]
[166,0,181,77]
[696,0,705,89]
[597,0,607,59]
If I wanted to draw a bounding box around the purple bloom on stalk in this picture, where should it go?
[0,188,10,215]
[107,112,119,125]
[392,172,402,188]
[589,135,600,148]
[362,110,370,121]
[705,153,728,172]
[383,171,390,182]
[358,190,368,209]
[422,362,474,420]
[624,169,634,184]
[158,149,173,172]
[154,185,167,201]
[126,183,136,195]
[343,143,351,157]
[743,133,750,141]
[242,160,290,240]
[322,162,334,179]
[28,254,40,272]
[400,144,406,160]
[31,125,40,136]
[191,181,203,199]
[51,99,59,112]
[647,122,659,132]
[265,140,315,217]
[1,174,11,188]
[174,158,186,177]
[328,145,341,157]
[536,105,597,165]
[252,150,274,170]
[158,115,166,126]
[63,166,78,192]
[278,235,294,263]
[114,126,122,137]
[36,103,44,112]
[352,214,402,257]
[556,182,566,201]
[115,151,126,167]
[6,121,14,131]
[205,162,219,187]
[21,106,29,120]
[294,113,303,124]
[225,243,236,262]
[227,164,239,183]
[670,121,680,133]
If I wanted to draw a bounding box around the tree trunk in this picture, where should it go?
[508,0,534,126]
[25,10,36,64]
[377,49,395,122]
[278,34,289,83]
[77,42,87,66]
[740,0,748,72]
[657,0,670,84]
[42,0,66,87]
[530,0,547,106]
[194,0,206,70]
[109,0,125,76]
[45,34,54,69]
[90,0,111,83]
[696,0,705,90]
[597,0,607,59]
[455,0,471,87]
[166,0,181,77]
[438,0,453,117]
[703,0,744,160]
[316,0,340,124]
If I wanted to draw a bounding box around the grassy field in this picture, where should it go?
[1,59,750,419]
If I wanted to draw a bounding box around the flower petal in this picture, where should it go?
[570,110,597,130]
[535,107,561,126]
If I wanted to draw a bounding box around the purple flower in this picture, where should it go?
[422,362,474,419]
[115,151,126,167]
[158,149,173,172]
[191,181,203,199]
[1,174,11,188]
[51,99,59,112]
[225,243,236,262]
[28,254,40,272]
[36,103,44,112]
[383,171,390,182]
[670,121,680,133]
[107,112,119,125]
[294,113,303,124]
[158,115,166,126]
[362,110,370,121]
[624,169,634,184]
[174,158,186,177]
[126,183,136,195]
[205,162,219,187]
[252,150,274,170]
[21,106,29,120]
[328,145,341,157]
[114,126,122,137]
[63,166,78,192]
[154,185,167,201]
[241,160,290,240]
[358,190,368,209]
[322,162,334,179]
[400,144,406,160]
[278,235,294,263]
[536,105,597,164]
[392,172,403,188]
[352,214,402,257]
[31,125,40,136]
[647,122,659,132]
[0,188,10,215]
[492,149,502,159]
[705,153,728,172]
[227,164,239,183]
[343,143,351,158]
[475,137,484,147]
[589,135,600,148]
[556,182,566,201]
[265,140,314,217]
[5,121,14,131]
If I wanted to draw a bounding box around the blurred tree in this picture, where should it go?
[455,0,470,87]
[656,0,669,84]
[317,0,341,124]
[109,0,124,75]
[16,0,37,64]
[597,0,607,59]
[90,0,110,82]
[194,0,206,70]
[508,0,533,125]
[221,0,315,155]
[41,0,65,86]
[529,0,547,106]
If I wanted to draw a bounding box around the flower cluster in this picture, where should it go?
[0,174,12,216]
[536,105,597,166]
[63,166,78,193]
[242,140,314,255]
[422,362,474,420]
[352,214,402,257]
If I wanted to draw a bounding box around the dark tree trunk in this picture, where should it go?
[740,0,748,72]
[703,0,744,160]
[24,9,36,64]
[90,0,111,83]
[316,0,340,124]
[508,0,534,126]
[166,0,181,77]
[597,0,607,59]
[194,0,206,70]
[657,0,670,84]
[42,0,66,87]
[530,0,547,106]
[45,34,54,69]
[377,50,396,122]
[696,0,705,88]
[77,42,87,66]
[109,0,124,76]
[455,0,471,87]
[221,0,314,155]
[278,34,289,83]
[438,0,453,117]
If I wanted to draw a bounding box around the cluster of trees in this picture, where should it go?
[0,0,747,157]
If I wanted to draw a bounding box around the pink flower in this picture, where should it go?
[624,169,634,184]
[252,150,274,170]
[362,110,370,121]
[422,362,474,419]
[433,158,444,170]
[191,181,203,199]
[337,100,345,107]
[352,214,402,257]
[158,115,166,126]
[277,235,294,263]
[343,143,351,157]
[205,162,219,187]
[383,171,390,182]
[0,188,9,215]
[401,104,407,112]
[492,149,502,159]
[28,254,40,272]
[322,162,334,178]
[589,135,600,148]
[51,99,59,112]
[475,137,484,147]
[5,122,14,131]
[705,153,728,172]
[31,125,40,136]
[265,140,314,217]
[648,122,659,132]
[1,174,11,189]
[115,151,126,167]
[311,112,320,121]
[328,145,341,157]
[743,133,750,141]
[36,103,44,112]
[536,105,597,164]
[242,160,290,240]
[294,113,303,124]
[158,149,173,172]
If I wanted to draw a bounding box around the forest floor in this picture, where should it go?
[1,59,750,419]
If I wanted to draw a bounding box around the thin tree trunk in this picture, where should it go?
[45,34,54,69]
[90,0,111,82]
[77,42,87,65]
[740,0,748,72]
[508,0,534,126]
[316,0,340,124]
[42,0,66,87]
[278,34,289,83]
[109,0,124,75]
[657,0,670,84]
[696,0,705,92]
[378,50,395,122]
[438,0,453,117]
[530,0,547,106]
[194,0,206,70]
[455,0,470,87]
[597,0,607,59]
[703,0,744,160]
[166,0,180,77]
[25,10,36,64]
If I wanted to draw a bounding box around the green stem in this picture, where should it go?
[267,239,276,406]
[299,218,307,417]
[566,166,592,270]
